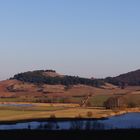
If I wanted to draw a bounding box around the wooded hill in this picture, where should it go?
[12,70,105,87]
[105,69,140,86]
[11,69,140,87]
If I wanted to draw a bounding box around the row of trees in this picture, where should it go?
[12,70,105,87]
[104,96,137,109]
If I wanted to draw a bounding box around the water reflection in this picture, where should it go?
[70,121,84,130]
[69,121,106,130]
[37,122,59,130]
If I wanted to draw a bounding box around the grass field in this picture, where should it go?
[0,108,111,122]
[0,102,139,122]
[0,85,140,122]
[0,101,113,122]
[0,100,140,122]
[0,94,111,107]
[89,95,111,107]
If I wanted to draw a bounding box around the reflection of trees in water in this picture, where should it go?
[85,121,92,130]
[91,121,105,130]
[37,122,60,130]
[37,123,44,129]
[35,120,106,130]
[84,121,105,130]
[70,121,105,130]
[28,124,31,130]
[70,121,84,130]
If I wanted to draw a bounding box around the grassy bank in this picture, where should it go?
[0,107,112,122]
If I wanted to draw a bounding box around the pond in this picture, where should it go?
[0,113,140,130]
[0,103,34,107]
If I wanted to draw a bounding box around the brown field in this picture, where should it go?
[0,79,140,121]
[0,79,140,107]
[1,79,140,98]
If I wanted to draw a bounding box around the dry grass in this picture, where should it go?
[0,107,113,121]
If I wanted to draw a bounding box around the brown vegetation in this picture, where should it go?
[104,96,127,109]
[86,111,93,117]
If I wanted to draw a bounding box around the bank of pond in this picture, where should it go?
[0,113,140,130]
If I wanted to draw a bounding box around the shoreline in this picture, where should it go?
[105,108,140,118]
[0,102,139,123]
[0,108,139,124]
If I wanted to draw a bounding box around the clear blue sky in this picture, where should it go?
[0,0,140,80]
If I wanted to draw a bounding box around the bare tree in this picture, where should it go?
[104,96,127,109]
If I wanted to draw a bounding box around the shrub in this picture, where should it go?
[86,101,92,107]
[50,114,56,118]
[127,102,137,108]
[75,114,82,118]
[64,85,73,91]
[87,111,93,117]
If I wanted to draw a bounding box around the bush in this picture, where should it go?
[64,85,73,91]
[127,102,137,108]
[75,114,82,118]
[50,114,56,118]
[87,111,93,117]
[86,101,92,107]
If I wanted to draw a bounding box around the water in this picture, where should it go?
[0,113,140,130]
[0,103,34,107]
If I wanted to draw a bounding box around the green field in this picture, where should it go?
[89,95,111,107]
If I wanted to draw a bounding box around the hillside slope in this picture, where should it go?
[105,69,140,86]
[1,69,140,105]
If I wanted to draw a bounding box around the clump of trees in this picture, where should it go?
[104,96,139,109]
[12,70,105,87]
[45,70,56,72]
[104,96,127,109]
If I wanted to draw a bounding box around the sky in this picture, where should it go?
[0,0,140,80]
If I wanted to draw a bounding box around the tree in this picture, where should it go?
[104,96,127,109]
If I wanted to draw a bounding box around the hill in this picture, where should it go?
[1,69,140,106]
[11,70,105,87]
[105,69,140,86]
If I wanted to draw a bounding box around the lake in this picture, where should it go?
[0,113,140,130]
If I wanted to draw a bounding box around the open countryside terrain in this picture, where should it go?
[0,69,140,121]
